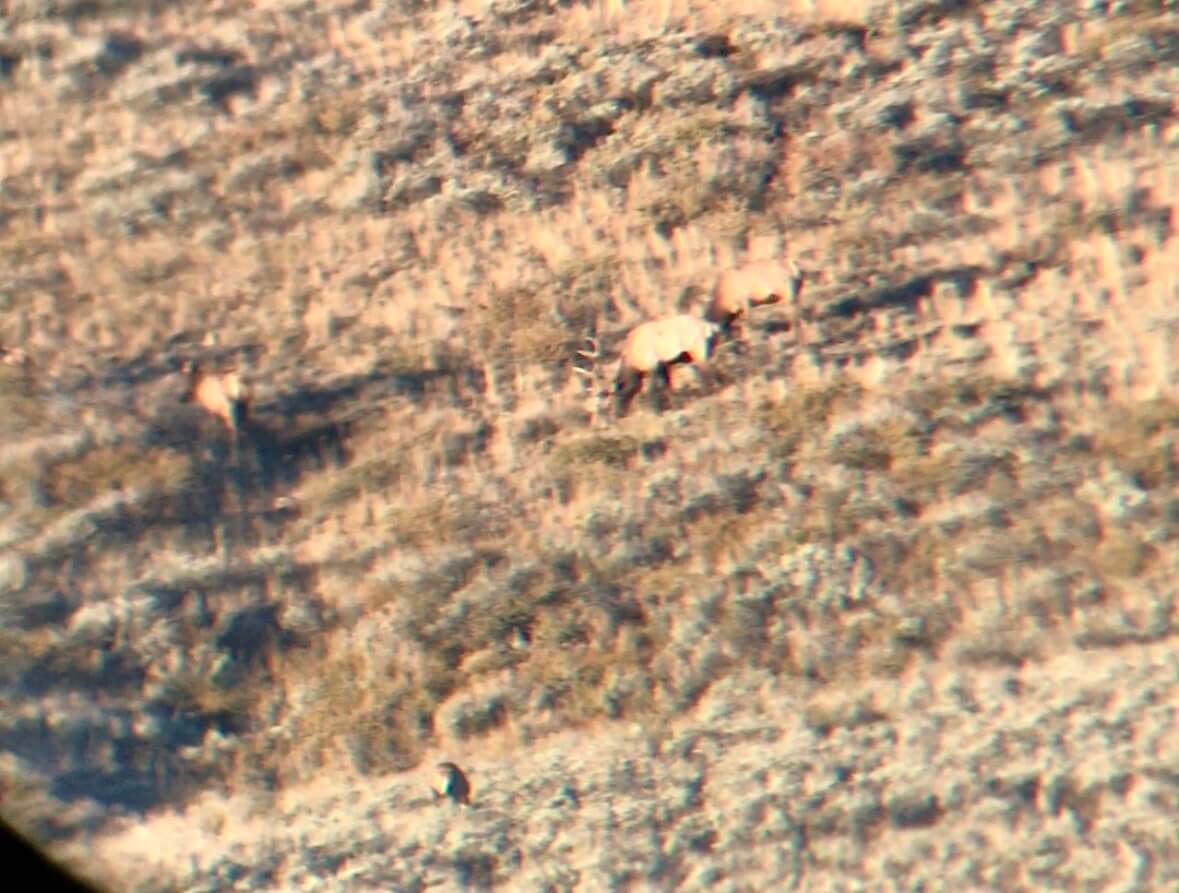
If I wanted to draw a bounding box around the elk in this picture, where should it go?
[432,761,471,806]
[706,258,806,340]
[180,359,251,434]
[576,313,727,418]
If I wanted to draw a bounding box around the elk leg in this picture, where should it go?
[614,369,643,417]
[651,363,673,412]
[790,273,806,345]
[692,361,725,393]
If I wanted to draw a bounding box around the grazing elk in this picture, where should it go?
[576,313,726,418]
[180,359,251,434]
[706,258,806,341]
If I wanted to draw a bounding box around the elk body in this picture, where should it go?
[706,259,806,339]
[181,360,250,434]
[583,313,725,418]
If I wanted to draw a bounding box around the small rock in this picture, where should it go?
[886,791,942,829]
[432,762,471,806]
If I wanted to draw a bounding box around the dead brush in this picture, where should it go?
[0,344,34,398]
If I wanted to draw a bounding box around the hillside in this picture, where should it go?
[2,0,1179,889]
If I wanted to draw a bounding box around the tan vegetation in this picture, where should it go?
[1,0,1179,888]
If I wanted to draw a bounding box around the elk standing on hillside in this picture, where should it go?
[577,314,726,418]
[706,258,806,341]
[180,359,251,434]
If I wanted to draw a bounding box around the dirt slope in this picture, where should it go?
[1,0,1178,889]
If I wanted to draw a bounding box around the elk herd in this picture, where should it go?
[0,256,804,438]
[576,257,806,418]
[165,255,807,434]
[1,260,804,814]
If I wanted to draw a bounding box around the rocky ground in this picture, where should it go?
[1,0,1179,889]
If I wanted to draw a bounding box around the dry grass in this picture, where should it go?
[3,0,1179,888]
